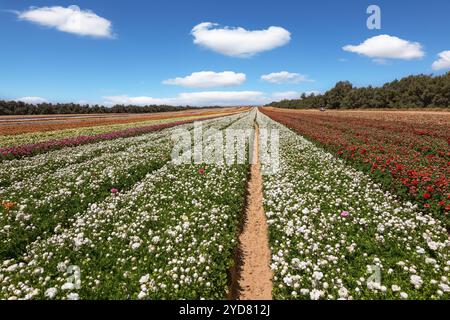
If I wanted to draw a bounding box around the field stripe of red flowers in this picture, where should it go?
[260,107,450,228]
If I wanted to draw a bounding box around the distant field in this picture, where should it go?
[0,107,249,148]
[0,107,247,136]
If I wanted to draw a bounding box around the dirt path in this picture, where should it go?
[235,123,273,300]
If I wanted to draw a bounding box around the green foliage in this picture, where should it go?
[268,72,450,109]
[0,101,211,115]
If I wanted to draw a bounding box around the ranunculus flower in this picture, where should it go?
[1,201,16,210]
[111,188,119,194]
[198,168,206,175]
[340,211,350,217]
[423,193,431,199]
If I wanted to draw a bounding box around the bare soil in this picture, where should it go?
[234,124,273,300]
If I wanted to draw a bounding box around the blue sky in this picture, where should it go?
[0,0,449,106]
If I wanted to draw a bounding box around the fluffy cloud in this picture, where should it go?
[261,71,312,84]
[343,35,424,60]
[104,90,320,107]
[191,22,291,57]
[104,91,268,106]
[16,97,48,104]
[271,91,301,100]
[432,51,450,71]
[17,5,113,38]
[271,91,319,100]
[163,71,246,88]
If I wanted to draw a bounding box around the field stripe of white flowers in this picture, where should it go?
[0,109,448,300]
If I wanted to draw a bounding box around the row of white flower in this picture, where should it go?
[0,111,254,299]
[257,110,450,300]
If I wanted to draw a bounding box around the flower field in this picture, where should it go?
[0,107,247,137]
[257,111,450,300]
[0,116,205,148]
[0,111,253,299]
[260,108,450,228]
[0,107,449,300]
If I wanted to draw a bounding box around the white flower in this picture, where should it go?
[151,236,160,244]
[410,275,423,289]
[338,287,348,299]
[137,291,147,299]
[300,288,309,295]
[45,287,58,299]
[283,276,293,286]
[139,274,150,284]
[6,264,18,272]
[427,241,439,251]
[67,293,79,300]
[310,289,323,300]
[439,283,450,292]
[61,283,75,291]
[391,285,401,292]
[131,242,141,250]
[400,292,408,299]
[312,271,323,281]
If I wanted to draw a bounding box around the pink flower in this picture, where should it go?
[340,211,350,217]
[198,168,206,175]
[111,188,119,194]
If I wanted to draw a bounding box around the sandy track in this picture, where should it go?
[234,123,273,300]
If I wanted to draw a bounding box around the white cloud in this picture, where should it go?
[261,71,312,84]
[104,91,269,106]
[271,91,319,100]
[162,71,246,88]
[104,90,322,107]
[16,97,48,104]
[17,5,113,38]
[271,91,301,100]
[372,58,390,65]
[191,22,291,57]
[432,51,450,71]
[343,35,424,60]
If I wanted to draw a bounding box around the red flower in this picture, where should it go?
[198,168,206,175]
[445,205,450,211]
[423,203,431,208]
[423,193,431,199]
[438,201,446,206]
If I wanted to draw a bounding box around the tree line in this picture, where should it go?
[268,72,450,109]
[0,102,210,115]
